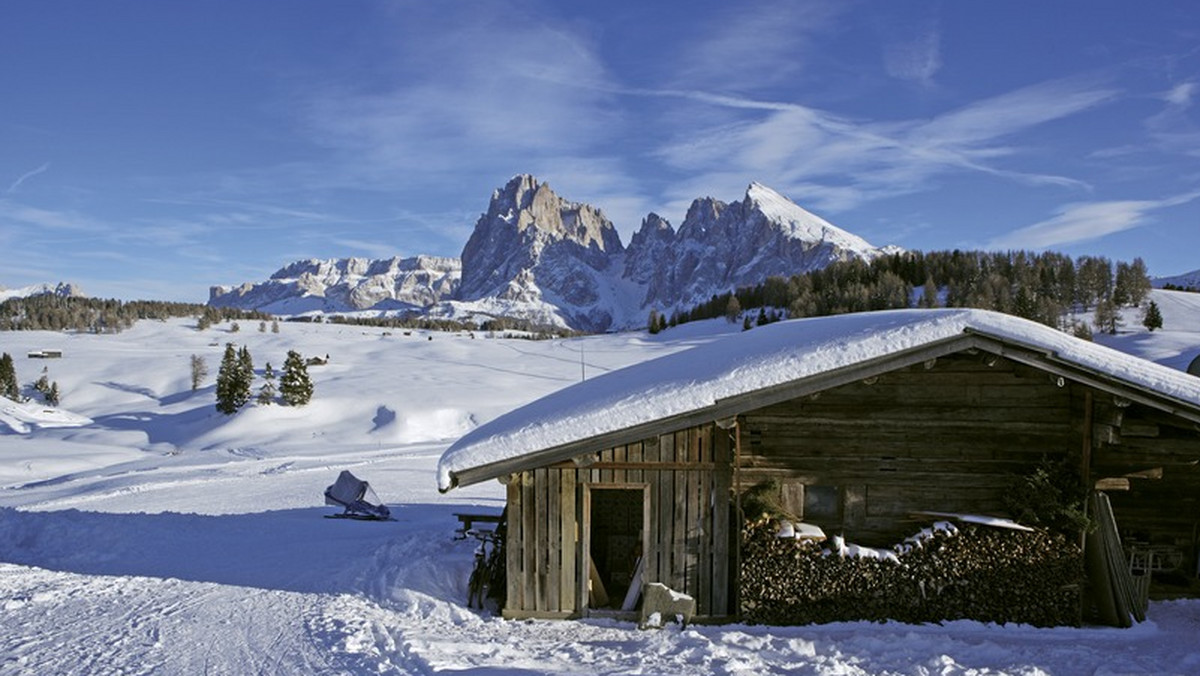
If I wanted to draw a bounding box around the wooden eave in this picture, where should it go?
[446,329,1200,490]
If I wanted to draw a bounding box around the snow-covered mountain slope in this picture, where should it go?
[209,255,460,315]
[209,176,890,331]
[0,282,84,302]
[1154,268,1200,290]
[2,294,1200,674]
[625,182,887,309]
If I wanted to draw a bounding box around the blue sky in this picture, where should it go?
[3,1,1199,301]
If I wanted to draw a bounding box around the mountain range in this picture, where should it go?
[209,175,894,331]
[0,282,84,303]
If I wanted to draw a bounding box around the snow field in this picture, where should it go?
[2,292,1200,674]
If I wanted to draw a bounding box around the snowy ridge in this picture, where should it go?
[209,255,460,315]
[439,307,1200,489]
[0,282,84,302]
[746,182,877,257]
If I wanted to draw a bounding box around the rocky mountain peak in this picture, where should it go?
[459,175,623,308]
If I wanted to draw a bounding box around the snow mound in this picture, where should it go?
[0,399,92,434]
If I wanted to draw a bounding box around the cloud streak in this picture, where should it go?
[6,163,50,194]
[646,77,1114,213]
[988,189,1200,249]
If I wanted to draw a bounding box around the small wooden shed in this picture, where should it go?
[439,309,1200,621]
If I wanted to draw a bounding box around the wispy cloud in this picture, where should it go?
[667,0,844,91]
[988,189,1200,249]
[297,5,619,186]
[5,163,50,195]
[0,199,106,233]
[884,26,942,88]
[648,77,1114,213]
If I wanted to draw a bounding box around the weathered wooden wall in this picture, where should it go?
[739,354,1080,545]
[1091,400,1200,580]
[504,424,734,619]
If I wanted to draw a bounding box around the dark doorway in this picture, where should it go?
[587,487,645,609]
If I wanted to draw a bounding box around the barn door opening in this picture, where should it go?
[585,486,647,610]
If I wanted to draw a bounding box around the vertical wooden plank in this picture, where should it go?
[521,470,537,612]
[672,431,687,591]
[687,432,702,601]
[560,469,577,613]
[658,432,676,585]
[697,429,713,615]
[521,471,536,613]
[506,476,523,614]
[619,444,628,487]
[628,441,643,486]
[580,483,592,612]
[535,468,550,612]
[547,468,561,613]
[711,426,732,616]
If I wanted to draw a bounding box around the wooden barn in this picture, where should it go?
[438,309,1200,622]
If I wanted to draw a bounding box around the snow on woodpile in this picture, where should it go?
[739,517,1084,627]
[439,308,1200,490]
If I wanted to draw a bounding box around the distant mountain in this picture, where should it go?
[209,175,892,331]
[1154,269,1200,290]
[0,282,84,302]
[209,256,460,315]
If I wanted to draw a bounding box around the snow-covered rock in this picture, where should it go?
[208,255,460,314]
[0,282,84,302]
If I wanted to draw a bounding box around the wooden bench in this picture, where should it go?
[454,512,503,539]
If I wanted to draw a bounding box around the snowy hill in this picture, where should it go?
[2,294,1199,673]
[1154,268,1200,290]
[211,175,890,331]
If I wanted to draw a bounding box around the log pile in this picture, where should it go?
[740,517,1084,626]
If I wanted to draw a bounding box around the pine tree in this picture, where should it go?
[647,309,662,335]
[1142,300,1163,332]
[46,381,60,406]
[215,343,250,415]
[279,350,313,406]
[256,362,277,405]
[0,352,18,401]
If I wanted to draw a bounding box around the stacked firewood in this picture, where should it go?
[740,517,1084,626]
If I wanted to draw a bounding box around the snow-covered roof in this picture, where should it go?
[438,308,1200,490]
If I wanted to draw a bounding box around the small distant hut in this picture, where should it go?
[438,309,1200,624]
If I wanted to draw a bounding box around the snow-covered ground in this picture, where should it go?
[2,292,1200,675]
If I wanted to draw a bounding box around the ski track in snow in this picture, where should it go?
[3,296,1200,674]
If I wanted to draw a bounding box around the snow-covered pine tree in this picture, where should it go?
[256,362,276,405]
[1142,300,1163,332]
[215,343,248,415]
[279,350,313,406]
[237,345,254,402]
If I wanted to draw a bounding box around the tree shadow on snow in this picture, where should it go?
[0,501,493,599]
